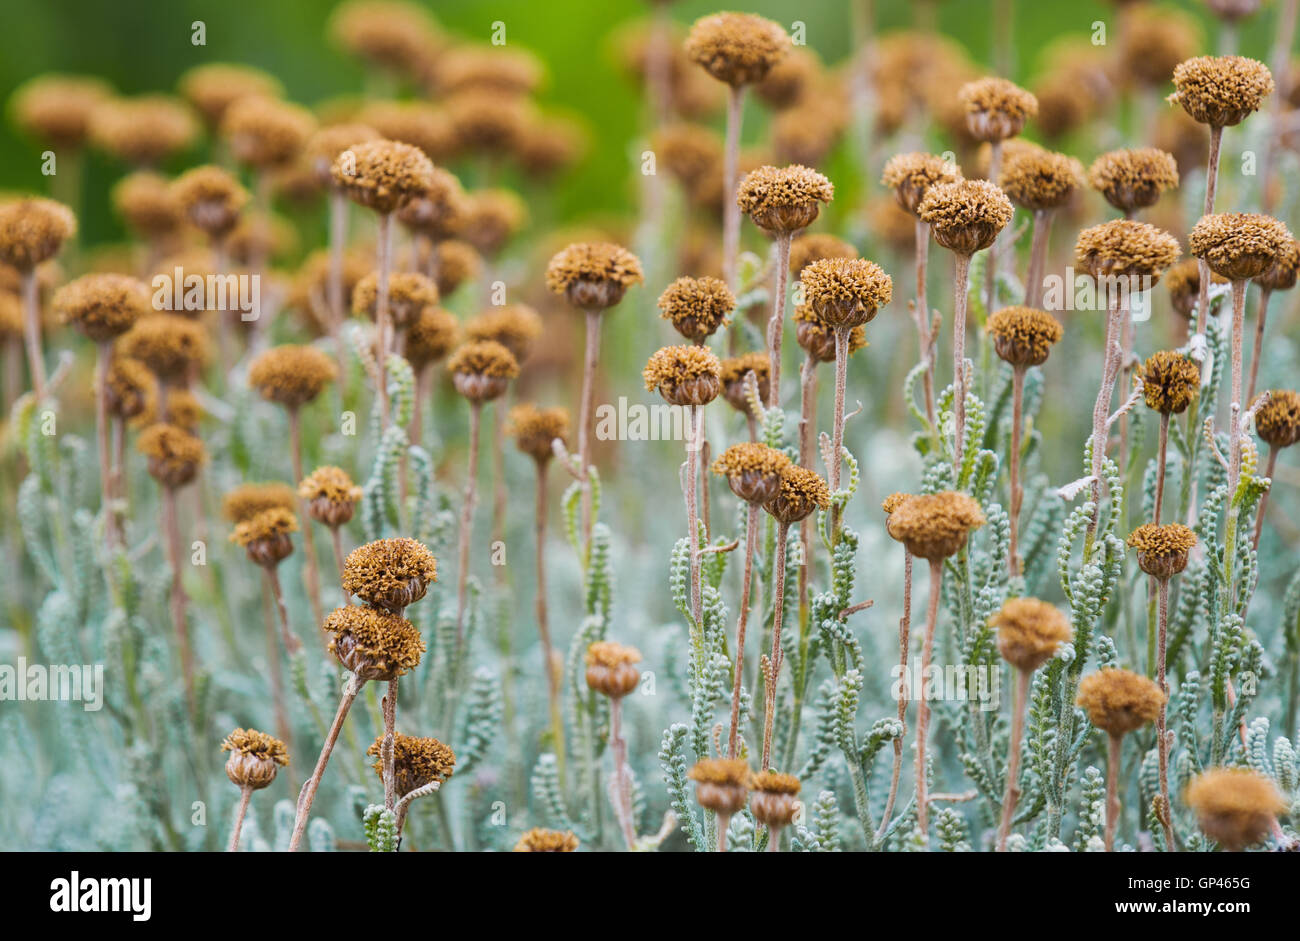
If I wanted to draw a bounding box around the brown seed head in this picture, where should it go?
[221,96,315,170]
[329,0,443,79]
[118,315,208,382]
[643,344,722,407]
[959,77,1038,142]
[10,74,112,148]
[90,95,198,165]
[1077,668,1165,736]
[1127,523,1197,580]
[793,303,866,363]
[800,257,892,330]
[171,165,249,239]
[53,273,149,343]
[1139,351,1200,415]
[886,491,986,560]
[1165,258,1227,319]
[508,403,569,463]
[684,12,789,87]
[546,242,644,311]
[352,270,438,330]
[448,339,519,402]
[1074,219,1181,283]
[986,306,1063,368]
[687,757,751,815]
[341,537,438,612]
[1185,767,1287,850]
[1253,390,1300,449]
[748,769,801,828]
[222,727,288,790]
[1255,238,1300,291]
[443,90,530,157]
[221,481,297,523]
[1119,7,1202,89]
[299,466,364,528]
[395,166,466,240]
[881,152,963,216]
[992,597,1072,672]
[305,123,381,186]
[1171,55,1274,127]
[404,306,459,371]
[331,138,435,214]
[438,43,544,96]
[0,198,76,270]
[1190,212,1292,282]
[431,240,481,297]
[766,464,831,525]
[367,732,455,796]
[655,123,725,193]
[459,189,528,259]
[658,275,735,342]
[917,179,1013,256]
[178,64,283,127]
[323,604,425,681]
[359,101,453,165]
[754,47,821,109]
[136,422,205,488]
[464,305,543,361]
[788,233,857,278]
[717,352,771,415]
[736,164,834,235]
[712,441,790,505]
[999,148,1082,212]
[111,171,183,238]
[1087,148,1180,214]
[248,344,337,408]
[584,641,642,698]
[513,828,579,852]
[229,506,297,567]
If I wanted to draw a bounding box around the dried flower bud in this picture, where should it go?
[1185,767,1286,851]
[986,306,1063,368]
[230,506,297,567]
[221,727,288,790]
[179,64,283,128]
[687,758,750,815]
[465,305,543,361]
[248,344,337,409]
[885,491,985,560]
[222,96,315,170]
[448,339,519,402]
[1086,148,1180,215]
[712,441,791,505]
[1170,55,1273,128]
[748,770,801,828]
[585,641,641,698]
[331,138,435,214]
[0,198,76,271]
[367,732,455,797]
[658,276,735,343]
[1077,668,1165,736]
[1255,238,1300,291]
[112,172,183,239]
[137,422,205,489]
[513,827,579,852]
[341,537,438,612]
[508,403,569,464]
[404,306,459,371]
[643,344,722,407]
[53,273,149,343]
[788,233,857,278]
[992,597,1072,672]
[545,241,644,311]
[222,482,298,523]
[11,74,111,148]
[718,352,770,415]
[959,77,1038,142]
[104,356,154,419]
[1074,219,1181,283]
[323,604,425,681]
[918,180,1013,257]
[352,270,438,330]
[171,165,248,239]
[800,257,893,330]
[881,152,963,216]
[794,303,865,363]
[1254,389,1300,449]
[765,464,831,525]
[90,95,198,166]
[684,12,789,87]
[299,466,364,528]
[1127,523,1196,580]
[1139,351,1200,415]
[737,164,834,235]
[1165,258,1226,319]
[1190,212,1292,282]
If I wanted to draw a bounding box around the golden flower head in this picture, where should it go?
[305,122,381,185]
[687,757,751,815]
[404,306,459,371]
[684,12,789,87]
[513,827,579,852]
[545,241,644,311]
[431,239,481,297]
[329,0,443,80]
[1077,668,1165,736]
[655,123,724,193]
[917,180,1013,256]
[1254,389,1300,449]
[1087,148,1180,215]
[136,422,205,489]
[789,233,857,278]
[221,96,315,170]
[1120,6,1202,89]
[360,100,453,165]
[986,306,1063,368]
[992,597,1072,672]
[1139,350,1200,415]
[800,257,893,330]
[119,315,208,382]
[959,77,1038,142]
[1255,238,1300,291]
[585,641,642,698]
[460,189,528,258]
[1190,212,1293,282]
[881,151,963,216]
[643,344,722,407]
[0,198,76,270]
[300,466,364,528]
[90,95,198,165]
[886,491,986,560]
[331,138,435,214]
[178,64,283,127]
[248,344,337,409]
[341,537,438,612]
[1127,522,1197,580]
[508,403,569,463]
[1185,767,1287,851]
[229,507,297,567]
[448,339,519,402]
[718,352,770,415]
[104,356,154,419]
[736,164,834,235]
[748,769,801,828]
[1165,257,1226,319]
[998,148,1082,212]
[754,46,821,109]
[658,276,735,343]
[323,604,425,680]
[53,273,149,343]
[444,90,530,157]
[766,464,831,525]
[352,270,438,330]
[112,171,182,239]
[367,732,455,797]
[465,305,543,361]
[221,481,297,523]
[712,441,791,505]
[1074,219,1181,283]
[170,165,248,239]
[438,43,544,97]
[222,727,288,790]
[1170,55,1274,127]
[395,167,466,240]
[794,303,866,364]
[10,74,112,148]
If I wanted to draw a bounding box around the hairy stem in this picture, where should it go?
[1156,575,1175,850]
[915,558,943,842]
[729,503,760,759]
[1104,732,1121,852]
[535,460,566,781]
[577,309,601,559]
[878,548,912,839]
[289,407,325,629]
[722,84,745,293]
[289,674,361,851]
[953,253,973,474]
[227,787,252,852]
[996,669,1030,850]
[767,232,792,409]
[455,401,483,644]
[1193,125,1224,340]
[761,521,791,772]
[21,269,45,401]
[1247,285,1272,406]
[1008,365,1025,577]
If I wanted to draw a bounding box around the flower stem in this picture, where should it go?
[996,668,1030,850]
[877,548,912,838]
[290,673,361,851]
[577,309,602,559]
[831,327,850,543]
[1247,285,1272,405]
[534,459,566,782]
[684,404,703,627]
[915,557,944,843]
[1253,447,1279,550]
[767,232,792,409]
[1087,297,1123,548]
[375,210,393,429]
[722,84,745,293]
[382,676,399,811]
[1193,125,1224,340]
[95,342,119,550]
[1008,365,1025,577]
[1154,412,1170,525]
[760,521,791,772]
[728,503,760,759]
[20,269,45,401]
[288,407,325,629]
[227,787,252,852]
[914,217,936,433]
[1156,575,1175,850]
[1104,732,1121,852]
[162,484,195,709]
[455,401,483,645]
[953,253,973,475]
[1024,209,1053,308]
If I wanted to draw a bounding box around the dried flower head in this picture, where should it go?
[367,732,455,796]
[1253,390,1300,449]
[959,77,1038,142]
[1140,351,1200,415]
[104,356,154,419]
[444,90,530,157]
[464,305,543,361]
[1119,6,1202,89]
[90,95,198,165]
[546,242,644,311]
[998,148,1082,212]
[1127,522,1197,580]
[304,123,381,187]
[329,0,442,80]
[643,344,722,407]
[404,306,459,371]
[1087,148,1180,215]
[230,506,297,567]
[508,403,569,463]
[754,46,820,109]
[222,727,288,790]
[460,189,527,258]
[119,315,208,382]
[0,198,76,270]
[881,492,914,542]
[179,64,283,127]
[736,164,834,234]
[1185,767,1287,851]
[881,152,963,216]
[684,12,789,87]
[800,257,893,330]
[886,491,986,560]
[1165,257,1226,319]
[992,597,1072,672]
[248,344,337,409]
[1074,219,1181,283]
[917,179,1013,256]
[1170,55,1274,127]
[1190,213,1293,282]
[793,303,866,363]
[986,306,1063,368]
[766,464,831,525]
[221,481,298,523]
[656,276,734,344]
[448,339,519,402]
[438,43,544,96]
[331,138,435,214]
[1255,238,1300,291]
[360,101,454,165]
[53,273,149,343]
[1076,668,1165,736]
[342,537,438,612]
[687,757,751,814]
[112,171,183,239]
[655,123,724,194]
[352,270,438,330]
[431,239,481,297]
[788,233,857,278]
[712,441,791,505]
[222,96,315,170]
[171,165,249,239]
[748,769,801,828]
[395,166,466,240]
[136,422,205,488]
[10,74,112,148]
[513,827,579,852]
[133,386,202,431]
[299,466,364,528]
[718,352,770,415]
[323,604,425,681]
[585,641,642,698]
